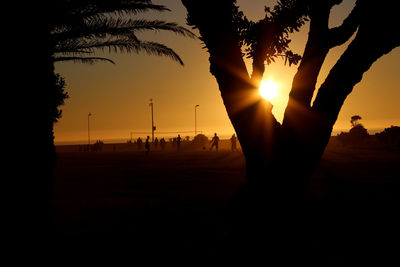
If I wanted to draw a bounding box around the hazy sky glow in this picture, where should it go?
[54,0,399,144]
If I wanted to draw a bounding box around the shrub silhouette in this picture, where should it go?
[193,134,209,149]
[348,124,369,144]
[337,116,370,146]
[375,126,400,146]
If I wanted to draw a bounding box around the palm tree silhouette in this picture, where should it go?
[50,0,196,65]
[49,1,196,129]
[23,0,196,242]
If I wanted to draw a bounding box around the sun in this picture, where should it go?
[259,80,279,101]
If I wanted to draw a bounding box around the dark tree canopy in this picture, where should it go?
[52,74,69,123]
[350,115,362,128]
[50,0,196,65]
[181,0,400,205]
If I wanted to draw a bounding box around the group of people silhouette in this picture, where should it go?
[209,133,238,152]
[136,136,167,152]
[134,133,238,153]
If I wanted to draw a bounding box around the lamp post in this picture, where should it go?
[149,99,156,142]
[195,105,199,136]
[88,112,92,145]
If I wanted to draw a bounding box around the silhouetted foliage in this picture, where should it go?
[52,74,69,123]
[337,125,400,148]
[239,0,308,66]
[15,1,196,246]
[337,114,369,145]
[350,124,368,136]
[182,0,399,185]
[51,0,195,65]
[375,126,400,146]
[350,115,362,127]
[337,124,369,146]
[48,0,196,150]
[193,134,209,149]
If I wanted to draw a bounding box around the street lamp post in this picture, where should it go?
[149,99,156,142]
[195,105,199,136]
[88,112,92,145]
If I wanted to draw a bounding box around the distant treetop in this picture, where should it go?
[351,115,362,128]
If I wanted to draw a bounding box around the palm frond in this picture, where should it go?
[52,18,196,43]
[53,1,170,28]
[51,0,191,66]
[83,3,171,19]
[114,19,197,38]
[55,36,184,65]
[53,56,115,64]
[131,40,184,65]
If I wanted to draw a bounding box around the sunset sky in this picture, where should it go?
[54,0,399,144]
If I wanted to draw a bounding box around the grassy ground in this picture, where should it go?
[53,145,400,263]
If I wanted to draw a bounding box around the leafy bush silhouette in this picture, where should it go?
[375,126,400,146]
[193,134,209,149]
[348,124,369,143]
[337,116,370,146]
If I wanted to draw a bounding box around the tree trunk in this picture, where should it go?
[182,0,400,263]
[21,48,56,251]
[7,5,57,258]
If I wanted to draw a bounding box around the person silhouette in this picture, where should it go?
[145,136,150,154]
[177,134,182,151]
[137,137,143,150]
[160,138,166,150]
[154,137,159,149]
[209,133,220,151]
[230,134,237,151]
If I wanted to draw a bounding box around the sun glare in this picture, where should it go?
[259,80,279,101]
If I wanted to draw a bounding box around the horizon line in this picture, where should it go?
[55,126,398,146]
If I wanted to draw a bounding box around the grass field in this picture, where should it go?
[53,144,400,263]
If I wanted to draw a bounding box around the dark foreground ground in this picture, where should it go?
[53,144,400,264]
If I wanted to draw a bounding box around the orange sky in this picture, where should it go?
[54,0,399,144]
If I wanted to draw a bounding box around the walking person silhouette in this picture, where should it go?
[209,133,220,151]
[145,136,150,154]
[177,134,182,151]
[137,137,143,150]
[160,138,166,150]
[154,137,159,149]
[230,134,238,151]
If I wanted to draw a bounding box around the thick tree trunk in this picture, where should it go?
[20,50,56,251]
[8,5,57,259]
[182,0,310,215]
[182,0,400,263]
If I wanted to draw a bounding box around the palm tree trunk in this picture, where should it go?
[26,50,56,238]
[10,12,57,255]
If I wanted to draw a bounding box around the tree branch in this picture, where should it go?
[282,2,331,137]
[327,1,360,48]
[312,0,400,131]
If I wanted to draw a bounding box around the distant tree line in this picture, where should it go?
[336,115,400,148]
